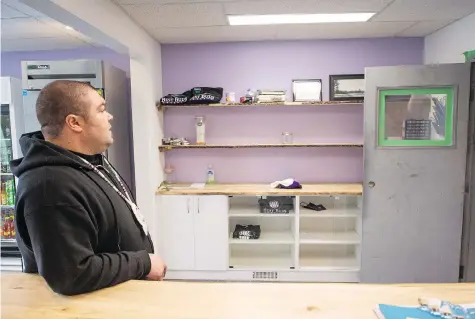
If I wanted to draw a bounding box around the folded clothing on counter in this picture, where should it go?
[270,178,302,189]
[232,225,261,240]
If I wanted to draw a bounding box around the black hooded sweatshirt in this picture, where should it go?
[11,132,153,295]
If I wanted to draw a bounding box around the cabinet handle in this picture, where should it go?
[187,198,190,214]
[197,198,200,214]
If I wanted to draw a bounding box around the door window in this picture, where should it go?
[378,87,454,147]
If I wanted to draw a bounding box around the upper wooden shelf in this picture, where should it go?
[156,101,363,110]
[156,183,363,196]
[159,143,363,151]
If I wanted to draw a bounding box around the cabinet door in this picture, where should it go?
[194,196,229,270]
[160,196,195,270]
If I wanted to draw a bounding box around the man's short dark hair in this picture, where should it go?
[36,80,95,138]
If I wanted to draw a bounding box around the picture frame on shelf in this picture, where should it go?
[329,74,365,101]
[292,79,322,102]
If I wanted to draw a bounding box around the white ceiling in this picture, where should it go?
[1,0,99,51]
[113,0,475,43]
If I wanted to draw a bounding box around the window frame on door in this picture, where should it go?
[377,86,455,147]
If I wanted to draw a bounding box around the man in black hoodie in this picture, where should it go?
[11,80,166,295]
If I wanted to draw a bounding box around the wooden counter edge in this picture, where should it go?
[156,183,363,196]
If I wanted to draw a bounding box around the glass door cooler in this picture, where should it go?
[1,77,24,272]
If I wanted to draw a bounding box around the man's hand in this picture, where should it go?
[146,254,167,281]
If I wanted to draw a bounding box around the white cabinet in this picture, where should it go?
[160,195,228,271]
[194,196,229,270]
[161,195,195,270]
[159,191,362,282]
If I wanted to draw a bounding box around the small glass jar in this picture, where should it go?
[195,116,206,145]
[281,132,293,144]
[164,165,175,184]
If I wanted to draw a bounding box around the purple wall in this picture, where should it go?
[1,47,130,78]
[161,38,424,184]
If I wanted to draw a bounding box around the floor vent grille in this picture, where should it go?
[252,271,278,280]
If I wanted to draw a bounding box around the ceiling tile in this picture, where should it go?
[150,25,278,43]
[115,0,247,4]
[396,20,454,37]
[1,0,46,17]
[1,37,92,51]
[149,20,413,43]
[374,0,475,22]
[274,21,414,40]
[38,17,101,46]
[225,0,393,15]
[122,2,227,28]
[1,3,29,19]
[115,0,473,43]
[1,18,66,39]
[114,0,157,3]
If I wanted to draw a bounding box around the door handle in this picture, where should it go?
[368,181,375,188]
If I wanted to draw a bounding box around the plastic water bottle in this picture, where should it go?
[206,165,215,184]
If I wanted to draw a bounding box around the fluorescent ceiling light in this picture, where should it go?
[65,26,74,30]
[228,13,375,26]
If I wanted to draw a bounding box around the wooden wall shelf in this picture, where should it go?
[156,101,363,110]
[159,143,363,151]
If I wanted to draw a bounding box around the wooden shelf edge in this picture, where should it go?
[159,143,363,151]
[156,101,363,110]
[156,183,363,196]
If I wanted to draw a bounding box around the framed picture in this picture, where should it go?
[292,79,322,102]
[329,74,365,101]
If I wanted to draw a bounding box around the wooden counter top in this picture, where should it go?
[2,274,474,319]
[156,183,363,195]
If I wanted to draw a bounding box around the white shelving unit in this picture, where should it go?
[226,194,362,278]
[228,196,296,270]
[158,185,362,282]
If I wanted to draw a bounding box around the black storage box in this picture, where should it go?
[258,196,294,214]
[232,225,261,240]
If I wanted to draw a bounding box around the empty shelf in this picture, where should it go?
[300,231,360,244]
[229,231,294,244]
[299,208,360,218]
[299,256,359,270]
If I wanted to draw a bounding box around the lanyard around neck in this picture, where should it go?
[76,155,148,235]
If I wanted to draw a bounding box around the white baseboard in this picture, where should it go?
[164,270,360,282]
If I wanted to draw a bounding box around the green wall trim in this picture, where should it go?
[377,87,454,147]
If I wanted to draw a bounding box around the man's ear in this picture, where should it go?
[65,114,84,133]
